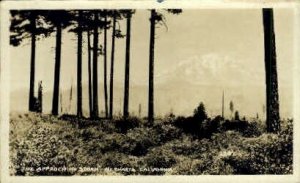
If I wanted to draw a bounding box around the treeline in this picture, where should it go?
[10,9,181,123]
[10,8,281,133]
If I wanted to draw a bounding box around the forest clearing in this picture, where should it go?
[9,111,292,175]
[7,7,295,177]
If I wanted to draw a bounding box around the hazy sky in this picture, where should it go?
[10,8,295,118]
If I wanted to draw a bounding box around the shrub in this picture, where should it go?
[83,132,132,156]
[121,123,181,157]
[173,115,222,139]
[79,127,105,141]
[10,113,293,175]
[193,102,208,122]
[201,116,222,138]
[205,158,235,175]
[173,116,201,137]
[170,135,209,157]
[152,123,182,143]
[221,120,293,174]
[11,126,76,175]
[216,149,250,174]
[220,120,262,137]
[169,158,196,175]
[101,152,129,169]
[122,127,156,156]
[234,111,240,120]
[114,116,141,133]
[241,121,263,137]
[172,102,224,139]
[143,148,177,175]
[221,120,248,131]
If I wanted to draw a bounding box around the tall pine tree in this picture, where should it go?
[262,8,280,133]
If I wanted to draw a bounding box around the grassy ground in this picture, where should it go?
[9,112,293,175]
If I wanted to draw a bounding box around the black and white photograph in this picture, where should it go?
[1,0,300,182]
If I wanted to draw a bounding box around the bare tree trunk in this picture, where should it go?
[92,12,99,119]
[37,81,43,113]
[109,12,116,119]
[29,13,36,112]
[52,22,62,116]
[222,90,224,118]
[148,10,156,124]
[262,8,280,133]
[87,30,93,118]
[123,12,132,118]
[103,14,108,118]
[77,10,83,118]
[139,103,141,118]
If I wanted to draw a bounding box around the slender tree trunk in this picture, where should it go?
[109,13,116,119]
[92,12,99,119]
[77,11,83,118]
[139,103,142,118]
[29,13,36,112]
[262,8,280,133]
[38,81,43,113]
[60,92,63,113]
[222,90,224,118]
[103,14,108,118]
[148,10,156,123]
[123,12,132,118]
[87,30,93,118]
[51,23,62,116]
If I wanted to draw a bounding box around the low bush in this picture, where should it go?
[10,125,76,175]
[221,120,248,131]
[152,123,182,143]
[220,120,293,174]
[10,113,293,175]
[173,115,222,139]
[241,121,263,137]
[114,116,141,133]
[220,120,262,137]
[122,127,156,156]
[170,135,208,157]
[143,148,177,175]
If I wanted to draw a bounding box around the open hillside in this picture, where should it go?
[9,112,293,175]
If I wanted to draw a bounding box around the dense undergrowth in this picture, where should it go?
[10,111,293,175]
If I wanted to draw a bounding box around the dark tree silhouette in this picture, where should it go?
[147,9,182,123]
[37,81,43,113]
[87,30,93,118]
[103,11,109,118]
[89,10,107,119]
[77,10,83,118]
[92,11,99,119]
[109,11,125,119]
[234,110,240,121]
[44,10,73,116]
[229,100,234,119]
[148,10,156,123]
[79,11,95,118]
[262,8,280,133]
[109,11,117,119]
[28,12,37,112]
[69,10,94,118]
[71,10,95,118]
[193,102,208,122]
[51,21,62,116]
[10,10,52,112]
[222,91,225,118]
[123,10,133,118]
